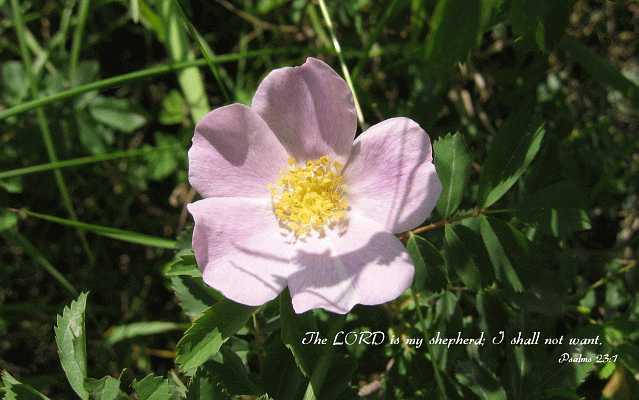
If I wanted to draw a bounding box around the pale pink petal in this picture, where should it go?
[188,197,296,306]
[188,104,289,199]
[343,117,442,234]
[251,57,357,164]
[288,213,414,314]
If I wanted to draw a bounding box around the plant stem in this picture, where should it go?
[316,0,365,128]
[302,315,346,400]
[69,0,90,81]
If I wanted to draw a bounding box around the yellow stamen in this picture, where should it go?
[270,156,348,238]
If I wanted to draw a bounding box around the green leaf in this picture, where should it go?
[510,0,575,52]
[175,300,256,375]
[1,371,50,400]
[479,217,524,292]
[159,90,187,125]
[89,97,147,133]
[54,293,89,400]
[262,334,306,400]
[85,376,123,400]
[444,225,481,290]
[145,133,182,181]
[434,132,472,217]
[454,361,507,400]
[0,177,23,193]
[517,180,591,237]
[105,321,184,345]
[479,107,545,207]
[424,0,482,77]
[187,347,261,398]
[406,233,447,292]
[132,374,179,400]
[279,290,321,377]
[560,36,639,107]
[169,276,221,319]
[0,210,17,232]
[1,61,28,105]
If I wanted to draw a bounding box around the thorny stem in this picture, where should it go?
[399,207,514,241]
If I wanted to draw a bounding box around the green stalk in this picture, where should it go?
[302,316,346,400]
[9,208,176,249]
[0,48,292,121]
[3,230,79,297]
[0,144,181,179]
[316,0,365,128]
[410,288,448,398]
[10,0,94,264]
[69,0,90,81]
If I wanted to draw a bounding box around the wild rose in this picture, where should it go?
[187,57,441,314]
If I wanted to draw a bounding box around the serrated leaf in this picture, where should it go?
[54,292,89,400]
[105,321,183,345]
[279,289,321,377]
[175,300,255,375]
[406,233,447,292]
[132,374,179,400]
[187,346,260,399]
[85,376,123,400]
[169,276,221,319]
[435,132,472,217]
[517,180,591,238]
[479,106,545,207]
[479,217,524,292]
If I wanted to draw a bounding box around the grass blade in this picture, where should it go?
[10,208,176,249]
[69,0,91,81]
[316,0,365,127]
[0,48,296,121]
[2,230,79,296]
[0,143,181,179]
[10,0,94,264]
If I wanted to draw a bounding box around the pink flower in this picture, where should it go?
[187,58,441,314]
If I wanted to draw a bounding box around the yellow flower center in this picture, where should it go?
[269,155,349,238]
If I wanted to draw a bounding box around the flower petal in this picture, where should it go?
[288,213,414,314]
[344,117,442,233]
[251,57,357,164]
[188,197,295,306]
[188,103,289,199]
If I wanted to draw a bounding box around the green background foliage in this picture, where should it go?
[1,0,638,399]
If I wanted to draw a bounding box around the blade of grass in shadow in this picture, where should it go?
[10,0,94,264]
[2,230,79,297]
[351,0,403,79]
[316,0,365,128]
[0,143,181,179]
[160,0,210,122]
[175,0,231,103]
[69,0,90,81]
[10,208,176,249]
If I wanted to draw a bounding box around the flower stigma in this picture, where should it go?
[269,156,349,239]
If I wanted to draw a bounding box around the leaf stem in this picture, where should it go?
[69,0,90,81]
